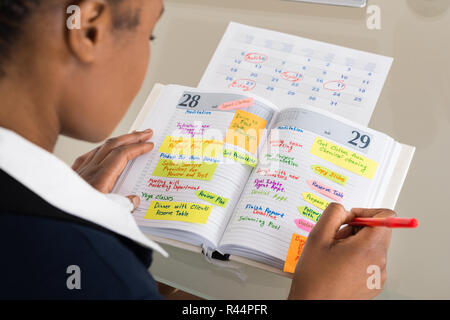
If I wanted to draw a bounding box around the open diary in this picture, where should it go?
[113,84,414,274]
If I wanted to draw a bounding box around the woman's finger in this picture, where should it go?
[348,209,396,251]
[334,225,359,240]
[334,208,396,241]
[72,147,100,170]
[92,130,153,164]
[72,154,87,171]
[97,142,154,191]
[126,195,140,212]
[350,208,395,218]
[308,203,355,246]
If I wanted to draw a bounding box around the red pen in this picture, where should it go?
[348,217,418,228]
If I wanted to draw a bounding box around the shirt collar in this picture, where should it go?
[0,127,168,258]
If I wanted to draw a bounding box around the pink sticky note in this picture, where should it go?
[294,218,315,233]
[307,180,344,202]
[218,98,254,111]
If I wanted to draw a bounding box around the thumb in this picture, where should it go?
[126,195,140,212]
[308,203,354,246]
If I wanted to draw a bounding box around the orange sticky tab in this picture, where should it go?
[225,110,267,154]
[283,233,307,273]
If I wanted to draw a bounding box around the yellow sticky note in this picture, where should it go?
[225,110,267,154]
[195,190,229,208]
[153,159,217,181]
[223,149,258,167]
[311,165,347,186]
[302,192,329,211]
[159,136,223,159]
[283,233,307,273]
[145,201,212,224]
[310,137,378,179]
[297,206,322,223]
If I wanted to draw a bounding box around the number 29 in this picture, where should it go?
[348,131,370,149]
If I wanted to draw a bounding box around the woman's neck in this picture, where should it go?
[0,78,60,152]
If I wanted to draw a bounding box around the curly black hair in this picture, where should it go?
[0,1,39,72]
[0,0,138,76]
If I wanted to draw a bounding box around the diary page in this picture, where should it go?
[114,85,278,247]
[219,106,396,263]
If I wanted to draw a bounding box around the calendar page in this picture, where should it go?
[199,22,393,126]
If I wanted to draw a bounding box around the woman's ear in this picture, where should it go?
[66,0,112,63]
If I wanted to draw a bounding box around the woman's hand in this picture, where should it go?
[72,130,154,208]
[288,203,395,300]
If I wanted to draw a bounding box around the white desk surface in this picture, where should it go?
[55,0,450,299]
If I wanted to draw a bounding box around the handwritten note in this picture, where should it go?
[294,218,315,233]
[225,110,267,154]
[264,153,298,167]
[159,136,223,159]
[153,159,217,181]
[145,201,212,224]
[269,139,303,153]
[141,192,173,202]
[310,137,378,179]
[297,205,322,222]
[302,192,330,211]
[218,98,254,110]
[223,149,258,167]
[245,204,285,222]
[311,165,347,186]
[176,122,210,137]
[307,180,343,202]
[254,178,285,192]
[195,190,229,208]
[147,178,200,192]
[283,233,307,273]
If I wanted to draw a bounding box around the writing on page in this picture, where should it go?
[297,206,322,223]
[145,201,213,224]
[195,190,229,208]
[294,218,315,233]
[153,159,218,181]
[159,136,224,159]
[225,110,267,154]
[310,137,378,179]
[307,180,344,202]
[283,233,307,273]
[311,165,347,185]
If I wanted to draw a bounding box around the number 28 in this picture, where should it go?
[178,94,201,108]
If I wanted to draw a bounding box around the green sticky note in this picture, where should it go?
[297,206,322,223]
[223,149,258,167]
[195,190,229,208]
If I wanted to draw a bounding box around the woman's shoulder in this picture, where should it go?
[0,212,161,299]
[0,170,161,299]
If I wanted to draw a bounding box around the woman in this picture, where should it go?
[0,0,394,299]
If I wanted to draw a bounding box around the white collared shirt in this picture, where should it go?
[0,127,168,258]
